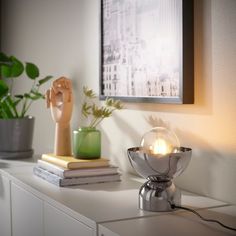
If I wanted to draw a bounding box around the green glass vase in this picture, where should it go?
[73,127,101,159]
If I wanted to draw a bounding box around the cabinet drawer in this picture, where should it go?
[0,174,11,236]
[11,183,43,236]
[44,202,94,236]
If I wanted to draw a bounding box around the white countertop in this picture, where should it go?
[99,205,236,236]
[0,158,235,234]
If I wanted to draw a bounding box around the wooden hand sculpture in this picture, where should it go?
[46,77,73,156]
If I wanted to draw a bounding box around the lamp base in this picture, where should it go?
[139,179,181,212]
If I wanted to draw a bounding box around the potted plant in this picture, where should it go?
[0,52,53,159]
[73,86,123,159]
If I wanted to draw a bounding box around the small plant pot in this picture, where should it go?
[73,127,101,159]
[0,116,34,159]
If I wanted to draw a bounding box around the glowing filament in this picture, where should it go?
[150,138,169,155]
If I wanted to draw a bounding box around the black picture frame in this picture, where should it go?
[99,0,194,104]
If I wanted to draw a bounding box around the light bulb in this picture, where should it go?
[140,127,180,156]
[152,138,169,155]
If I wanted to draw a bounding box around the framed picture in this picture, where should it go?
[100,0,194,104]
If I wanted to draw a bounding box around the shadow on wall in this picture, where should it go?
[145,115,171,130]
[175,128,236,205]
[102,112,236,204]
[102,113,175,173]
[101,112,141,172]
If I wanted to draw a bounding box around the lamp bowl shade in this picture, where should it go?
[127,147,191,179]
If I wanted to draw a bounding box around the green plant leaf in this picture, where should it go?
[0,96,15,118]
[1,56,24,78]
[14,95,24,107]
[30,89,45,99]
[5,95,19,117]
[83,86,96,98]
[0,108,3,118]
[0,80,9,97]
[82,102,92,117]
[37,75,53,85]
[105,97,123,109]
[14,94,24,99]
[105,98,114,107]
[102,107,112,117]
[9,56,24,77]
[0,52,11,63]
[24,93,31,99]
[1,64,12,77]
[24,92,43,100]
[92,105,104,118]
[0,104,13,118]
[26,62,39,79]
[113,100,123,109]
[31,94,43,100]
[13,98,22,106]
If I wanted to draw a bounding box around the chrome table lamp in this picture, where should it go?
[127,127,191,212]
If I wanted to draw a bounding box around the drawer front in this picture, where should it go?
[44,202,94,236]
[0,174,11,236]
[11,183,43,236]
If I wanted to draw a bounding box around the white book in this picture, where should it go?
[37,159,119,178]
[33,166,121,187]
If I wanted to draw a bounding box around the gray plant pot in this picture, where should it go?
[0,116,35,159]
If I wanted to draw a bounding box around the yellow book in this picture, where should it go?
[41,154,109,169]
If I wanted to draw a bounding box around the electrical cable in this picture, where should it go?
[170,204,236,232]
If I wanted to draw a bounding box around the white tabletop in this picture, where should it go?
[0,158,232,230]
[99,205,236,236]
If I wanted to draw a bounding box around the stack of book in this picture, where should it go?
[33,154,121,187]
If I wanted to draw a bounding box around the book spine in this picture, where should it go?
[33,167,61,186]
[64,167,119,178]
[60,174,121,186]
[37,161,65,178]
[41,154,110,169]
[34,166,121,187]
[41,154,68,169]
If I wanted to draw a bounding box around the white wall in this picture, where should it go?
[1,0,236,204]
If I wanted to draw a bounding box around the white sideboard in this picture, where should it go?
[0,174,11,236]
[0,158,235,236]
[99,205,236,236]
[44,202,94,236]
[11,183,44,236]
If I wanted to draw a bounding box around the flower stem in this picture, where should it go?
[92,118,104,128]
[89,117,100,128]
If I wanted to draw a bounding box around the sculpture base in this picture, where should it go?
[139,180,181,212]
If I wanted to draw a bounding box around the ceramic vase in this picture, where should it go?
[0,116,34,159]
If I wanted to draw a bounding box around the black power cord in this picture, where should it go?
[170,203,236,232]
